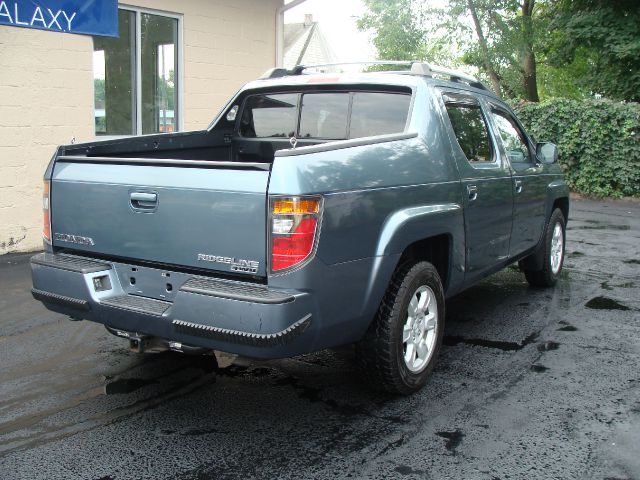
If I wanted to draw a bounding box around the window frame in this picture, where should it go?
[440,91,499,168]
[487,103,536,166]
[92,5,184,139]
[235,88,413,141]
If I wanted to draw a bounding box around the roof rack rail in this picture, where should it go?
[259,61,489,91]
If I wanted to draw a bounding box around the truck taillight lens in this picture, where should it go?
[270,197,322,272]
[43,181,51,243]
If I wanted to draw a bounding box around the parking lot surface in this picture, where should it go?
[1,198,639,480]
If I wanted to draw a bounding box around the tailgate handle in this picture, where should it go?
[130,192,157,211]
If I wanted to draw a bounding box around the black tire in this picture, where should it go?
[355,261,445,395]
[523,208,566,288]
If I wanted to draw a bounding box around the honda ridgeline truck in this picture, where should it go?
[30,62,568,394]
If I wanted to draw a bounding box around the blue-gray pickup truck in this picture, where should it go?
[30,61,568,394]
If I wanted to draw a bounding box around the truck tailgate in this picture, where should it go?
[50,159,269,277]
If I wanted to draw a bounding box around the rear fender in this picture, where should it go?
[362,203,465,317]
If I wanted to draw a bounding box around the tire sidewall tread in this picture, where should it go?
[524,208,566,288]
[356,261,445,395]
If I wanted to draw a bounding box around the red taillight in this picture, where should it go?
[270,197,321,272]
[43,181,51,243]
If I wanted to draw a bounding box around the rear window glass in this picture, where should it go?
[349,93,410,138]
[239,93,298,138]
[240,90,411,140]
[299,93,349,139]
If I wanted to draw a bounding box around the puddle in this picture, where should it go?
[436,430,464,454]
[572,224,630,231]
[624,259,640,265]
[537,341,560,352]
[104,377,158,395]
[274,375,369,416]
[181,428,223,436]
[585,296,630,311]
[531,364,549,373]
[395,465,425,476]
[557,325,578,332]
[443,332,538,352]
[602,281,635,290]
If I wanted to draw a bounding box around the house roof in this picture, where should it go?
[283,20,337,69]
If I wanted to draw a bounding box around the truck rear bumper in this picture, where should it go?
[30,253,317,358]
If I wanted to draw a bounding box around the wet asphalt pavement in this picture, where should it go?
[1,198,639,480]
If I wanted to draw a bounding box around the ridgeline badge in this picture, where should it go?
[197,254,259,274]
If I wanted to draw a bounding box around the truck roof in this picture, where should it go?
[243,61,499,100]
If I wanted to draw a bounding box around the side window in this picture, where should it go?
[349,92,410,138]
[444,100,493,163]
[239,93,298,138]
[299,93,349,140]
[491,110,531,163]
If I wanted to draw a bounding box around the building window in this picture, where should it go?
[93,8,180,136]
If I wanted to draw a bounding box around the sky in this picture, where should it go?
[285,0,376,63]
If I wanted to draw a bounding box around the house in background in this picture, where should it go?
[283,14,337,68]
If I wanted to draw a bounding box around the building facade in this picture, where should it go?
[0,0,282,254]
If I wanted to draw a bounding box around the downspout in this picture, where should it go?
[276,0,309,67]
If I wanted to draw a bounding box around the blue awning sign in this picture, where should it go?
[0,1,118,37]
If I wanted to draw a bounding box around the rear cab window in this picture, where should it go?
[239,93,298,138]
[239,89,412,141]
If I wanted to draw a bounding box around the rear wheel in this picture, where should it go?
[523,208,565,287]
[356,261,445,395]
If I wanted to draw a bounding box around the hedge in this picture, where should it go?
[514,98,640,198]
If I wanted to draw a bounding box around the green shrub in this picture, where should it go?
[514,98,640,198]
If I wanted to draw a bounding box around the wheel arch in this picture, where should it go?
[521,182,569,271]
[358,203,463,338]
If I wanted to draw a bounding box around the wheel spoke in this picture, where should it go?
[409,296,419,316]
[418,290,429,313]
[425,313,436,331]
[404,342,416,365]
[402,324,411,343]
[417,339,428,360]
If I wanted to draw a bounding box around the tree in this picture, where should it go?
[359,0,544,101]
[357,0,425,61]
[544,0,640,102]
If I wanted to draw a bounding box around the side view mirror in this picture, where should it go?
[536,142,558,164]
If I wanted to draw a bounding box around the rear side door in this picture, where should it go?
[440,91,513,282]
[487,105,547,256]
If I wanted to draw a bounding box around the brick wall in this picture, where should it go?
[0,0,281,254]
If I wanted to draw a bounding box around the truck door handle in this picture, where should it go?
[467,185,478,201]
[514,180,523,194]
[130,192,157,211]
